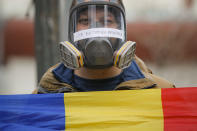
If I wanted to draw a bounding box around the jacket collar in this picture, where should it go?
[52,60,156,90]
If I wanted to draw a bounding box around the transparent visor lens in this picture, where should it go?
[70,5,125,42]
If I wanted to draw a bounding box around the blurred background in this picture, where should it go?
[0,0,196,94]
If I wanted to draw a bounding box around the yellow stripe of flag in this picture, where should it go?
[64,89,163,131]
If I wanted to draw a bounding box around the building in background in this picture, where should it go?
[124,0,197,22]
[0,0,36,94]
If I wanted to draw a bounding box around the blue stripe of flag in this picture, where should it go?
[0,93,65,131]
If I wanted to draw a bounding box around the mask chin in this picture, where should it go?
[84,38,114,69]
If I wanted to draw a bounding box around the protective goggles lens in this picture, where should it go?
[70,5,126,43]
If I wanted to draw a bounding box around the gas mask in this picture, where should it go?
[59,0,136,69]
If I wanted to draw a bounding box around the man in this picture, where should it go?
[33,0,174,94]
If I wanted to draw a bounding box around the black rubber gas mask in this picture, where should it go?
[59,1,136,69]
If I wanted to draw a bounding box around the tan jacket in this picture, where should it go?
[33,56,175,94]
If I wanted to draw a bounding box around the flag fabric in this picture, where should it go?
[0,87,197,131]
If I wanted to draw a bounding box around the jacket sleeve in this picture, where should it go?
[32,63,76,94]
[134,56,175,88]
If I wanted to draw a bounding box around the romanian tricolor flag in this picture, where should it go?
[0,87,197,131]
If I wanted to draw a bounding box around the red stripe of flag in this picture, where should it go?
[162,87,197,131]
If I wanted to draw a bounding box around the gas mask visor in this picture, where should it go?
[70,4,125,41]
[63,4,128,69]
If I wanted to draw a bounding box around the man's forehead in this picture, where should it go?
[79,6,115,16]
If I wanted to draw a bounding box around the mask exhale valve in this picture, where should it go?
[84,38,114,68]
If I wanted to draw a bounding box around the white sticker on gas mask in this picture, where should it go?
[74,28,124,42]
